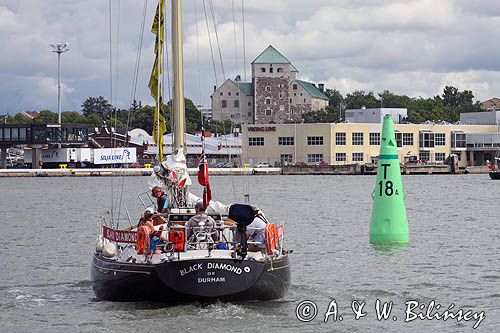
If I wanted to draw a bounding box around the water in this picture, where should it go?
[1,174,499,332]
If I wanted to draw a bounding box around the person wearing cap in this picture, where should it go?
[151,186,169,214]
[185,202,216,241]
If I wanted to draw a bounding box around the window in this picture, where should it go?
[266,86,271,92]
[419,151,430,162]
[234,100,239,108]
[228,92,231,96]
[248,102,251,106]
[307,136,323,145]
[220,92,223,96]
[336,132,346,145]
[308,154,323,163]
[335,153,346,162]
[19,128,27,141]
[451,132,466,148]
[352,132,363,145]
[369,133,380,146]
[303,98,306,103]
[353,153,364,162]
[269,68,274,73]
[435,152,446,162]
[419,131,435,148]
[236,92,239,96]
[300,93,303,96]
[247,112,252,117]
[392,132,402,148]
[435,133,446,146]
[293,84,297,90]
[289,99,292,103]
[403,133,413,146]
[260,67,266,73]
[265,109,272,116]
[278,137,294,145]
[280,154,292,164]
[248,137,264,146]
[266,98,271,105]
[277,68,283,73]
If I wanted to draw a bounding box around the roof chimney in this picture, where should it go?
[234,75,241,82]
[213,85,217,92]
[318,83,324,92]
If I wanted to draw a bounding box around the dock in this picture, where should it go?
[0,167,282,177]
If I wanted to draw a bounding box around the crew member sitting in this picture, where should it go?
[185,201,216,242]
[151,186,169,214]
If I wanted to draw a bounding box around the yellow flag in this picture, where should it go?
[149,0,166,162]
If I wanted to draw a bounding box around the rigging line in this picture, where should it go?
[195,0,203,126]
[208,0,226,80]
[230,0,245,200]
[108,0,115,222]
[240,0,251,201]
[241,0,247,83]
[117,0,149,222]
[112,0,123,215]
[202,0,218,87]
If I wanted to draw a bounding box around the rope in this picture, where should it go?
[108,0,115,222]
[117,0,149,221]
[203,0,218,87]
[208,0,226,80]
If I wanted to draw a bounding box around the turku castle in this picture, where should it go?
[211,45,329,125]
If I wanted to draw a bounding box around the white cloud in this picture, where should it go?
[1,0,500,115]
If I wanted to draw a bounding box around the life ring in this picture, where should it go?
[264,223,278,255]
[136,226,151,255]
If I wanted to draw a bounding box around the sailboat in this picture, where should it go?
[91,0,291,302]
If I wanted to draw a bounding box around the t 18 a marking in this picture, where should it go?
[378,164,399,197]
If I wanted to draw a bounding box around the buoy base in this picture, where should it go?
[369,234,409,244]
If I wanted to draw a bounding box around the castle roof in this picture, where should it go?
[295,80,329,100]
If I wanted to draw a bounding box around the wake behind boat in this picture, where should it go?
[91,0,290,302]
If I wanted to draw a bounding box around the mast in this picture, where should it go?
[172,0,185,152]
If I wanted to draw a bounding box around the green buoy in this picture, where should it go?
[369,115,409,244]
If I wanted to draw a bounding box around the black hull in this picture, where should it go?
[490,171,500,180]
[91,253,290,302]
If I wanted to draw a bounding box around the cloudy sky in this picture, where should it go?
[1,0,500,115]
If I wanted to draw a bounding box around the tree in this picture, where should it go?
[61,111,87,123]
[324,88,344,108]
[32,110,57,124]
[81,96,113,119]
[378,90,412,108]
[6,113,31,124]
[344,90,380,109]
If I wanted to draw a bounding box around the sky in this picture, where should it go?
[1,0,500,115]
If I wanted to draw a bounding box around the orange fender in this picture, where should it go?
[264,223,278,255]
[136,226,151,255]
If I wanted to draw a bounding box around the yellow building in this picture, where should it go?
[242,123,499,168]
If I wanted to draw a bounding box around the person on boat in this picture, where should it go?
[151,186,169,214]
[225,204,267,252]
[185,201,216,242]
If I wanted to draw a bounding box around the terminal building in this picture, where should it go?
[242,120,499,168]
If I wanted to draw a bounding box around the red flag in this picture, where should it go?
[197,156,211,208]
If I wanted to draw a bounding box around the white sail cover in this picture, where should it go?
[153,148,192,189]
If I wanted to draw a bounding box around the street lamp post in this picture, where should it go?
[50,42,70,124]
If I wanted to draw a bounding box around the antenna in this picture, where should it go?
[50,42,70,124]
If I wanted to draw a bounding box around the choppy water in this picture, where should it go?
[1,174,499,332]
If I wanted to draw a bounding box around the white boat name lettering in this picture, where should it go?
[198,277,226,283]
[207,262,243,275]
[179,263,203,276]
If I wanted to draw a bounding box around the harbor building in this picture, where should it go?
[211,45,328,125]
[242,122,499,168]
[345,107,408,124]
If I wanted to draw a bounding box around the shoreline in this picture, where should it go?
[0,165,490,177]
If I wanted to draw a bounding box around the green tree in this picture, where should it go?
[378,90,412,108]
[32,110,57,124]
[61,111,87,123]
[324,88,344,108]
[6,113,31,124]
[344,90,380,109]
[81,96,113,119]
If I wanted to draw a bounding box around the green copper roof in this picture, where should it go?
[296,80,329,100]
[233,81,253,96]
[252,45,292,64]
